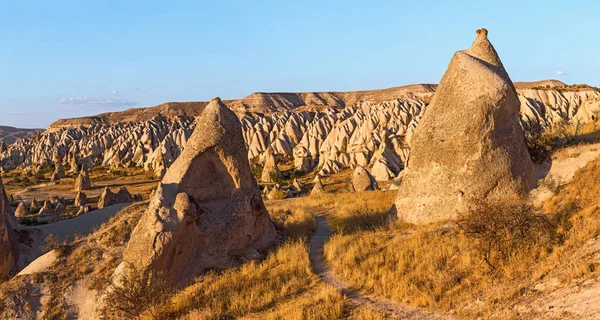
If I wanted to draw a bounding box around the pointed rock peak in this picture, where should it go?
[466,27,505,72]
[204,97,228,115]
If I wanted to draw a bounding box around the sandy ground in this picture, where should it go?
[17,250,57,276]
[531,142,600,205]
[17,202,130,272]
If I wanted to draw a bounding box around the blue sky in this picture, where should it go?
[1,0,598,128]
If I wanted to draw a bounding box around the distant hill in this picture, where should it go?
[0,126,42,145]
[48,84,437,129]
[47,80,596,130]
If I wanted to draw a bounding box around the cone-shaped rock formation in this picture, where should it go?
[351,166,378,192]
[390,29,533,224]
[120,97,277,285]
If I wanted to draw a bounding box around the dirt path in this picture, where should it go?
[309,215,448,319]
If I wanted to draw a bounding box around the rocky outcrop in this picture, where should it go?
[74,191,87,207]
[311,176,325,196]
[15,202,27,217]
[1,81,598,183]
[51,162,65,181]
[119,97,277,286]
[390,29,533,224]
[74,169,92,191]
[116,187,133,203]
[98,187,116,209]
[29,199,39,214]
[351,166,378,192]
[98,187,133,209]
[261,147,280,183]
[0,176,17,280]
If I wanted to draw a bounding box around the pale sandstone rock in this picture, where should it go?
[74,169,92,191]
[76,206,89,216]
[311,176,325,196]
[261,146,280,183]
[74,191,87,208]
[118,97,277,286]
[0,176,17,280]
[351,166,378,192]
[390,29,534,224]
[15,202,28,217]
[29,199,39,214]
[97,187,116,209]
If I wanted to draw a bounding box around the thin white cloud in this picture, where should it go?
[111,90,118,95]
[58,96,137,107]
[557,71,570,76]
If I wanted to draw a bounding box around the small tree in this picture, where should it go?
[557,118,582,147]
[524,119,554,163]
[457,201,555,269]
[99,265,175,319]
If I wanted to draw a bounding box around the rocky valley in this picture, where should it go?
[1,27,600,320]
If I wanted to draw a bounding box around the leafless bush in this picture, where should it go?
[524,120,554,163]
[457,201,557,269]
[42,234,72,258]
[538,174,564,193]
[99,265,175,319]
[557,118,582,147]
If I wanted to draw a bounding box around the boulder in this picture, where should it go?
[116,187,133,203]
[267,184,286,200]
[74,192,87,208]
[98,187,116,209]
[118,97,277,286]
[390,29,533,225]
[0,176,17,280]
[351,166,378,192]
[261,147,280,183]
[39,200,53,214]
[29,199,39,214]
[15,202,28,217]
[311,176,325,196]
[74,169,92,191]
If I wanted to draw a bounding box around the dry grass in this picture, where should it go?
[154,202,363,319]
[161,240,323,319]
[0,202,148,318]
[320,156,600,317]
[266,190,396,234]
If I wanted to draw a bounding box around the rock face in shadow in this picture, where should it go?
[0,177,17,281]
[351,166,378,191]
[390,29,533,224]
[121,97,277,286]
